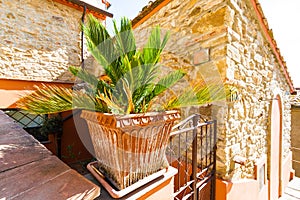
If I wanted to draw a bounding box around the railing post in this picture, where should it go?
[192,115,199,200]
[211,120,217,200]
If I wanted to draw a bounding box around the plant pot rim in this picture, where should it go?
[81,109,181,128]
[81,109,179,117]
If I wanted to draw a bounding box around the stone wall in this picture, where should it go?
[0,0,83,82]
[134,0,292,180]
[134,0,230,113]
[225,0,291,180]
[134,0,234,179]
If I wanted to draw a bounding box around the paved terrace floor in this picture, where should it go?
[280,177,300,200]
[0,111,100,199]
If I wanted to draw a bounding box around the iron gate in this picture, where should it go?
[167,114,216,200]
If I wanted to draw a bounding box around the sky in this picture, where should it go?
[101,0,151,32]
[259,0,300,88]
[96,0,300,88]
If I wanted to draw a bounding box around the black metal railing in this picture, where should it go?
[3,109,45,128]
[167,114,217,200]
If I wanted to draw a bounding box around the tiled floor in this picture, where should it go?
[280,177,300,200]
[0,111,100,200]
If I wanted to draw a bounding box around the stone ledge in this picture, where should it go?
[0,110,100,199]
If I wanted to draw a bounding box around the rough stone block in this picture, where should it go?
[210,45,227,60]
[193,49,209,65]
[192,7,226,34]
[227,65,235,80]
[0,0,84,82]
[228,44,241,62]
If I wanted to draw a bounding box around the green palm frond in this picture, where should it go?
[149,69,186,99]
[69,66,112,94]
[165,84,231,109]
[18,85,107,114]
[82,15,120,83]
[19,14,235,115]
[97,91,123,114]
[18,85,73,114]
[138,28,170,88]
[69,66,98,88]
[133,69,186,112]
[113,17,136,62]
[141,27,170,65]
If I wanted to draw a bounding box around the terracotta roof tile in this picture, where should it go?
[132,0,167,27]
[53,0,113,19]
[252,0,294,93]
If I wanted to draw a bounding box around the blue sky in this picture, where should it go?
[106,0,150,20]
[100,0,151,32]
[101,0,300,88]
[259,0,300,88]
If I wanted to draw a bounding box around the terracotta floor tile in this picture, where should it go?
[0,141,51,172]
[0,110,100,199]
[13,169,100,200]
[0,156,69,199]
[0,132,39,144]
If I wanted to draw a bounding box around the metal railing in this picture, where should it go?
[167,114,217,200]
[3,109,45,128]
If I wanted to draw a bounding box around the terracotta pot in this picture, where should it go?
[81,110,180,190]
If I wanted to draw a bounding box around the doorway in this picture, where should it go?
[269,95,283,200]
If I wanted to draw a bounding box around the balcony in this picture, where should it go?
[0,110,217,200]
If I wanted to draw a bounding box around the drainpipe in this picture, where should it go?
[81,5,87,69]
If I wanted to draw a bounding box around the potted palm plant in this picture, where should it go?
[19,14,229,193]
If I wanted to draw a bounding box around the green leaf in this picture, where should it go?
[18,85,107,114]
[19,14,234,115]
[69,66,98,87]
[165,84,229,109]
[144,69,186,104]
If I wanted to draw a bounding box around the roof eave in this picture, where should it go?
[250,0,295,93]
[53,0,113,19]
[132,0,171,28]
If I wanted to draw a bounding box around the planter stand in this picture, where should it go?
[87,161,177,199]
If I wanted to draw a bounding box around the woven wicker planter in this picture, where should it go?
[81,110,180,190]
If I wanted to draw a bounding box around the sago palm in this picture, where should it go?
[19,14,230,114]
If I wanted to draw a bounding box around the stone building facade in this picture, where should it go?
[132,0,295,199]
[1,0,82,82]
[0,0,112,108]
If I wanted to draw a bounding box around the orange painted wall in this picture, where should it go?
[0,79,73,109]
[281,151,293,194]
[216,151,293,200]
[216,178,268,200]
[60,110,94,164]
